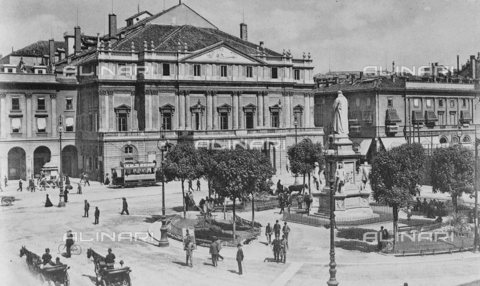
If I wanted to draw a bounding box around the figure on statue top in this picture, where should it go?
[332,91,349,136]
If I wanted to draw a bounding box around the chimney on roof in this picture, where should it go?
[259,41,264,49]
[109,14,117,39]
[240,23,248,41]
[49,39,55,66]
[74,26,81,55]
[471,55,476,79]
[457,55,459,75]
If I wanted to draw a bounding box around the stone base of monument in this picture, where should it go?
[315,187,378,221]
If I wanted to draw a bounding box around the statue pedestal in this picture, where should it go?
[315,134,377,222]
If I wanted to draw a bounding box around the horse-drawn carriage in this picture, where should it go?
[87,248,132,286]
[19,246,70,286]
[40,163,60,189]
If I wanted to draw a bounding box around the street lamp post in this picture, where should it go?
[474,125,478,252]
[326,153,338,286]
[158,124,169,247]
[58,115,65,207]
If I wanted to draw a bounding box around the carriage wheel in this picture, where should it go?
[63,272,70,286]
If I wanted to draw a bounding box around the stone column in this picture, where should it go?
[310,93,315,127]
[130,91,137,131]
[212,92,218,130]
[0,93,6,138]
[206,91,213,130]
[108,92,114,131]
[26,93,32,137]
[289,92,294,127]
[51,94,57,137]
[263,91,270,128]
[179,91,185,129]
[283,91,290,128]
[258,92,264,127]
[236,92,242,129]
[232,92,239,129]
[146,91,153,131]
[304,92,310,128]
[174,91,180,130]
[185,91,191,130]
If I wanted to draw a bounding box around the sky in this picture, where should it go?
[1,0,480,73]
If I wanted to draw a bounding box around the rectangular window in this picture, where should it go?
[37,117,46,133]
[65,117,74,132]
[66,98,73,110]
[220,65,227,77]
[220,112,229,130]
[450,100,455,108]
[162,113,172,130]
[162,63,171,76]
[387,98,393,108]
[194,64,201,76]
[11,98,20,110]
[413,98,420,108]
[271,67,278,79]
[462,99,467,108]
[246,66,253,78]
[37,98,46,110]
[426,99,433,108]
[439,99,444,107]
[438,111,445,126]
[117,113,128,131]
[271,112,280,128]
[11,118,21,133]
[245,112,254,129]
[294,69,300,80]
[449,112,457,125]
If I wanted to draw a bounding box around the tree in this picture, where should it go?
[287,139,324,193]
[212,149,273,239]
[197,148,218,198]
[431,145,474,213]
[164,142,203,218]
[370,143,426,248]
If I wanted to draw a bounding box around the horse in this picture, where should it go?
[19,246,42,272]
[288,184,308,194]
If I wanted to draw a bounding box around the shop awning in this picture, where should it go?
[412,111,424,124]
[425,111,438,122]
[379,137,407,150]
[352,138,374,156]
[386,108,401,123]
[460,111,472,123]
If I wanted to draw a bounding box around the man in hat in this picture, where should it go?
[65,230,74,258]
[105,248,116,269]
[84,200,90,217]
[209,237,219,267]
[236,243,244,275]
[42,248,55,266]
[94,207,100,224]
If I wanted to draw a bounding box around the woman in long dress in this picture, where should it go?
[45,194,53,207]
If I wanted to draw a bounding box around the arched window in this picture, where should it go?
[439,136,448,144]
[124,146,133,154]
[452,136,460,145]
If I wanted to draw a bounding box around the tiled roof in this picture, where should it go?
[125,10,152,21]
[113,24,281,56]
[316,77,406,93]
[11,41,65,57]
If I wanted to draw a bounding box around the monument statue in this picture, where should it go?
[312,162,321,191]
[335,163,345,194]
[332,90,349,136]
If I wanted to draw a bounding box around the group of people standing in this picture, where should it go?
[265,220,290,263]
[413,197,446,221]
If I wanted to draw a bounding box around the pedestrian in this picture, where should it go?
[65,230,74,258]
[65,175,70,187]
[196,179,201,192]
[378,226,385,250]
[84,200,90,217]
[29,178,36,192]
[84,173,90,186]
[215,237,224,261]
[121,197,129,215]
[77,182,82,194]
[280,235,288,263]
[41,248,54,266]
[272,237,281,262]
[40,177,47,191]
[94,207,100,224]
[64,188,69,203]
[279,193,285,214]
[188,180,194,192]
[17,179,23,192]
[45,194,53,207]
[297,193,303,209]
[273,220,281,239]
[209,237,219,267]
[4,176,8,187]
[236,243,244,275]
[265,223,273,245]
[276,180,282,194]
[104,173,110,186]
[79,172,84,185]
[282,222,291,241]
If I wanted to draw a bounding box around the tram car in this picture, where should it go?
[111,161,157,187]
